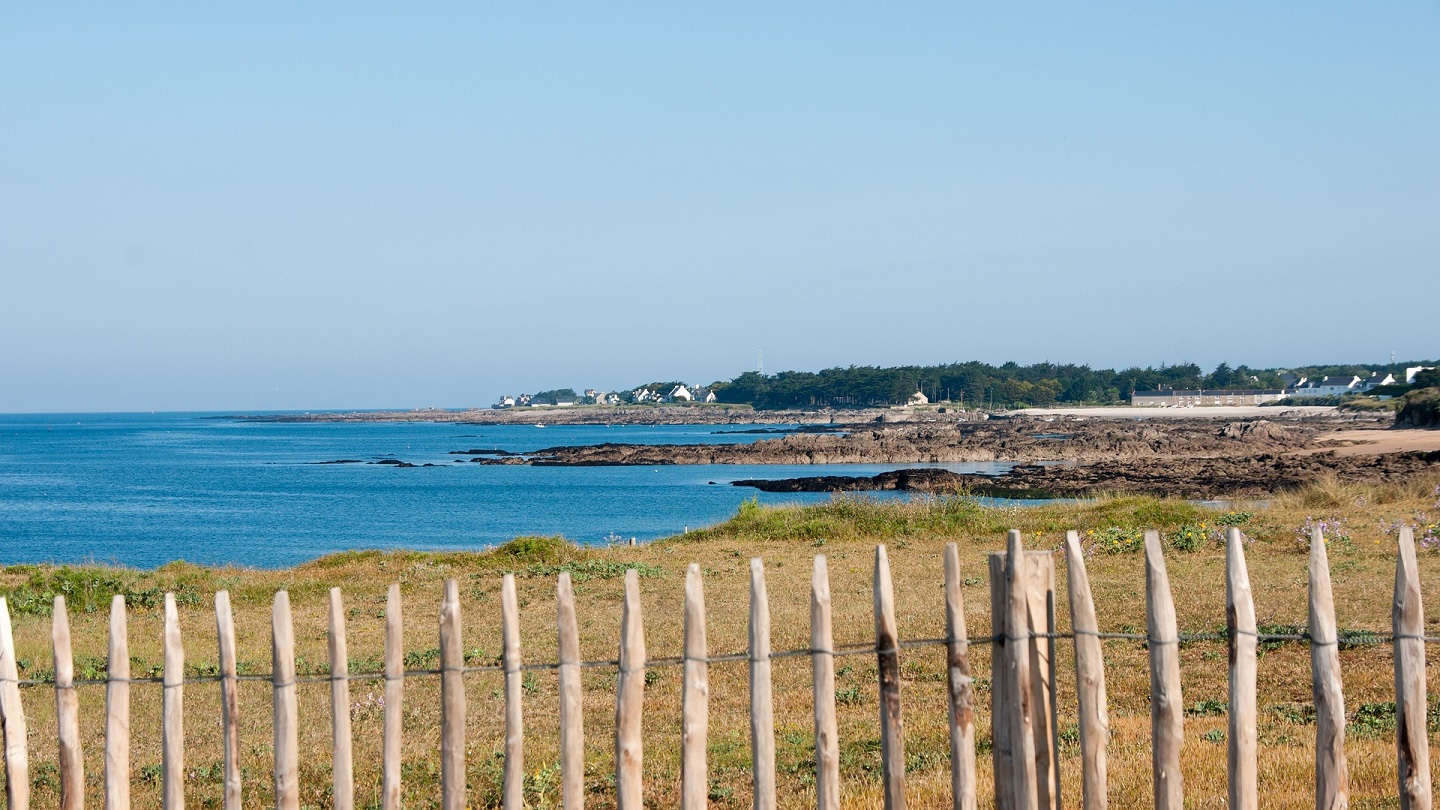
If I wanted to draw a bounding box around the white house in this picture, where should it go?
[1361,372,1396,391]
[907,391,930,406]
[668,385,693,402]
[1406,366,1436,384]
[494,395,516,409]
[1289,375,1362,398]
[704,390,718,403]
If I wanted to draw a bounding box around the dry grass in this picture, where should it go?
[3,477,1440,809]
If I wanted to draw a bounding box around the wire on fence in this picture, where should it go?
[2,628,1430,689]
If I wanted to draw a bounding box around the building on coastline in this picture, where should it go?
[907,391,930,406]
[494,395,517,409]
[1406,366,1436,384]
[668,385,693,402]
[1361,372,1396,390]
[1131,389,1289,407]
[1288,375,1362,398]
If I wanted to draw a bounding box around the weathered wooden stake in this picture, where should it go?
[105,596,129,810]
[52,596,84,810]
[681,563,710,810]
[943,543,977,810]
[0,597,27,810]
[216,591,242,810]
[812,555,841,810]
[1225,529,1258,810]
[440,579,466,810]
[327,588,353,810]
[1064,531,1107,810]
[273,591,300,810]
[1145,531,1183,810]
[614,569,646,810]
[875,545,907,810]
[1393,526,1431,810]
[1309,527,1349,810]
[749,558,777,810]
[557,573,585,810]
[162,593,184,810]
[501,573,525,810]
[992,531,1040,810]
[382,584,404,810]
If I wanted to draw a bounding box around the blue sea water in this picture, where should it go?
[0,413,1016,569]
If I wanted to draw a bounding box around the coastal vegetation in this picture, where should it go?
[704,359,1438,410]
[3,478,1439,808]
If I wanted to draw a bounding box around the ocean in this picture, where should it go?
[0,412,1016,568]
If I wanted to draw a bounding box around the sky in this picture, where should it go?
[3,3,1437,412]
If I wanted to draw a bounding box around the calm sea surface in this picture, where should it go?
[0,413,1017,568]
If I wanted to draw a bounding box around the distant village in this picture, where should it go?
[1131,366,1435,407]
[493,384,718,409]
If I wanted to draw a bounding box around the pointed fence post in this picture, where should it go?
[105,596,129,810]
[382,584,404,810]
[990,530,1039,810]
[1064,532,1108,810]
[1145,531,1183,810]
[812,555,841,810]
[0,597,28,810]
[874,545,907,810]
[944,543,977,810]
[614,569,646,810]
[217,591,242,810]
[681,564,710,810]
[1225,529,1258,810]
[501,574,525,810]
[1393,526,1431,810]
[557,573,585,810]
[273,591,300,810]
[53,596,84,810]
[749,559,776,810]
[440,579,466,810]
[162,593,184,810]
[328,589,354,810]
[1310,528,1349,809]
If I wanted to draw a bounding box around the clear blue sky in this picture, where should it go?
[4,3,1437,412]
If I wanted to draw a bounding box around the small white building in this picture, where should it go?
[1289,375,1362,398]
[494,395,516,409]
[669,385,693,402]
[704,390,718,403]
[907,391,929,406]
[1361,372,1396,391]
[1406,366,1436,384]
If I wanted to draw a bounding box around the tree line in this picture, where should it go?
[703,360,1437,410]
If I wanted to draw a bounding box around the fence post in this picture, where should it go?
[0,597,27,810]
[874,545,907,810]
[990,531,1039,810]
[749,559,776,810]
[1145,531,1184,810]
[1063,532,1107,810]
[681,563,709,810]
[501,574,525,810]
[327,588,353,810]
[440,579,466,810]
[1393,526,1431,810]
[217,591,242,810]
[52,596,83,810]
[162,593,184,810]
[812,555,841,810]
[273,591,300,810]
[943,543,977,810]
[105,596,128,810]
[557,572,585,810]
[614,569,646,810]
[1225,529,1258,810]
[1309,527,1349,809]
[382,584,404,810]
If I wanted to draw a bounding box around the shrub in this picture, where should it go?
[1169,525,1210,552]
[1395,387,1440,428]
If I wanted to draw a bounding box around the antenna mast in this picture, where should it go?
[757,350,764,376]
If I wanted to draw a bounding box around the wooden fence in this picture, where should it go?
[0,526,1434,810]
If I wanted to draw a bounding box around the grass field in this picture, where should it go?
[3,476,1440,809]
